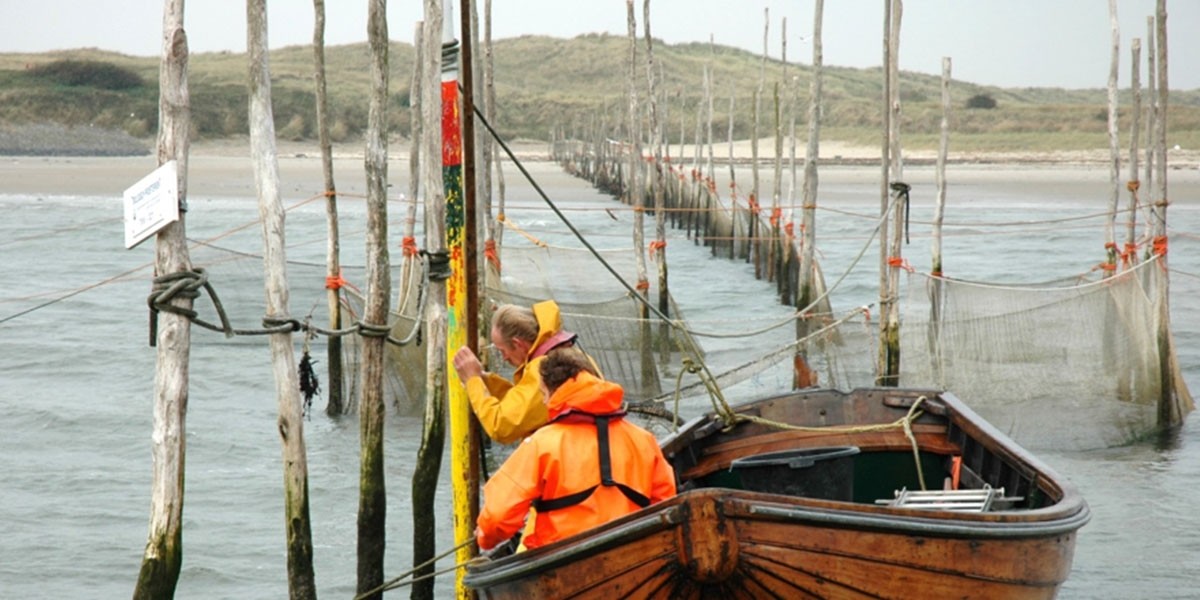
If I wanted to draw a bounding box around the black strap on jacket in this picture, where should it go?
[532,415,651,512]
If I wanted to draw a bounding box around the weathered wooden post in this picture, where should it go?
[878,0,904,387]
[1127,37,1142,264]
[484,0,506,270]
[795,0,824,390]
[1143,17,1156,199]
[133,2,190,596]
[929,56,951,386]
[644,0,668,323]
[625,0,656,388]
[750,10,767,276]
[1104,0,1121,274]
[311,0,346,416]
[356,0,390,597]
[727,84,738,260]
[412,2,447,599]
[246,2,318,596]
[1151,0,1189,426]
[400,21,424,324]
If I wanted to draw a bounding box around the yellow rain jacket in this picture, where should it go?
[475,372,677,551]
[466,300,576,444]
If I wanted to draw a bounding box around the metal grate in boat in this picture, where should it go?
[876,485,1019,512]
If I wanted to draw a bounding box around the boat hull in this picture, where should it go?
[465,388,1089,599]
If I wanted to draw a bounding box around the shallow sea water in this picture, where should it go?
[1,159,1198,598]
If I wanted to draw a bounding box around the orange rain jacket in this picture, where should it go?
[475,372,677,551]
[466,300,577,444]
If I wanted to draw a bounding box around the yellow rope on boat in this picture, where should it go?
[730,396,931,491]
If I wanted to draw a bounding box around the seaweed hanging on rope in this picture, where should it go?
[298,350,320,418]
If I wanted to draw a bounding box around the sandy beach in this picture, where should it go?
[3,136,1199,203]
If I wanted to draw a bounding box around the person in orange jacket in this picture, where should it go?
[475,346,677,552]
[452,300,588,444]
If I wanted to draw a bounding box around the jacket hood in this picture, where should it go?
[546,371,624,419]
[527,300,563,361]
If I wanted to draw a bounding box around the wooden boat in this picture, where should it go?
[464,387,1090,599]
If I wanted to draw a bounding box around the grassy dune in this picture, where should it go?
[1,35,1198,156]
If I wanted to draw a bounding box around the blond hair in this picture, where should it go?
[491,304,538,344]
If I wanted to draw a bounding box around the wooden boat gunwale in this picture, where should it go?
[464,387,1091,593]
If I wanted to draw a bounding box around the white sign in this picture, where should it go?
[123,160,180,249]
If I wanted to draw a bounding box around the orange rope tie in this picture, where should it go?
[1127,180,1140,192]
[931,270,944,278]
[1152,235,1168,256]
[769,207,782,228]
[484,239,501,273]
[325,270,347,290]
[1121,242,1139,264]
[648,240,667,258]
[690,168,701,182]
[784,222,795,237]
[706,178,717,195]
[635,279,650,291]
[1097,261,1117,272]
[324,189,338,198]
[747,194,760,215]
[886,256,915,273]
[401,236,420,257]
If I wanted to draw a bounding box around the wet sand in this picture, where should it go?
[3,137,1198,204]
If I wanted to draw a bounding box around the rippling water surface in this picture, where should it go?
[1,161,1198,598]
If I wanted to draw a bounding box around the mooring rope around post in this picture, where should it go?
[139,252,432,348]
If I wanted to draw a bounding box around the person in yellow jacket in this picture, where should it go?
[452,300,585,444]
[475,346,677,552]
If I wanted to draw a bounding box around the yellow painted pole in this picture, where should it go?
[442,3,480,597]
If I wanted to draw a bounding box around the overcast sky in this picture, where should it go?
[1,0,1196,90]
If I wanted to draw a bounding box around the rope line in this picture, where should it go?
[353,538,476,599]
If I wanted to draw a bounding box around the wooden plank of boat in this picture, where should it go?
[464,388,1090,599]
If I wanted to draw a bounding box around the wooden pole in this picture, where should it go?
[356,0,390,596]
[1144,16,1156,204]
[627,0,648,312]
[401,22,424,321]
[795,0,824,390]
[441,3,479,597]
[312,0,345,416]
[933,58,950,280]
[882,0,905,387]
[771,18,785,287]
[1104,0,1121,274]
[459,0,483,575]
[727,83,737,260]
[485,0,506,262]
[1152,0,1186,426]
[411,2,446,599]
[644,0,668,321]
[133,2,189,596]
[1127,37,1142,266]
[876,0,895,386]
[751,9,767,276]
[930,56,951,386]
[246,2,317,596]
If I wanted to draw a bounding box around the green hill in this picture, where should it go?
[1,34,1197,153]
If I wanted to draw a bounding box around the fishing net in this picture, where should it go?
[897,259,1193,450]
